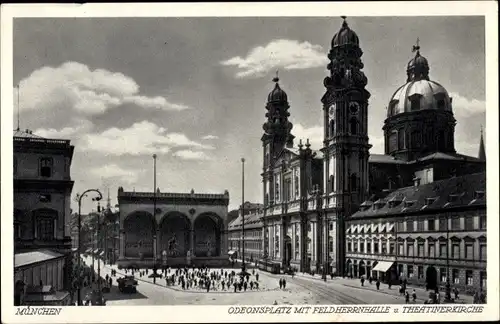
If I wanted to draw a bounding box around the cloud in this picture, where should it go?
[16,61,190,115]
[449,92,486,118]
[221,39,328,78]
[172,150,212,161]
[34,119,94,139]
[292,123,323,150]
[90,164,140,184]
[202,135,219,140]
[81,121,214,156]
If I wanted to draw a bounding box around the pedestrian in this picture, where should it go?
[405,291,410,304]
[244,281,247,291]
[233,282,237,293]
[369,276,372,285]
[250,281,254,290]
[255,281,259,290]
[207,280,211,292]
[376,279,380,290]
[412,289,417,302]
[279,278,283,289]
[453,287,459,300]
[388,282,392,290]
[256,273,259,281]
[222,281,225,290]
[361,277,365,287]
[330,272,334,280]
[283,278,287,289]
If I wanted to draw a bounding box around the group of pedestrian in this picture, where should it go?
[152,266,261,293]
[473,290,486,304]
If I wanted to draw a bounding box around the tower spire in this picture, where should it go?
[107,187,111,210]
[478,125,486,161]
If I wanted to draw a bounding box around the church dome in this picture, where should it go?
[387,41,452,118]
[387,80,452,118]
[331,17,359,48]
[267,75,288,103]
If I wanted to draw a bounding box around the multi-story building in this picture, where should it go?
[255,17,487,295]
[13,128,75,305]
[228,202,264,262]
[347,172,486,295]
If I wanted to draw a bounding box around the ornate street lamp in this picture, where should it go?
[77,189,102,306]
[152,154,158,284]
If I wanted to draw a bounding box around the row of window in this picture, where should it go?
[398,265,486,288]
[15,217,57,241]
[328,117,359,138]
[348,239,486,261]
[14,157,54,177]
[396,215,486,232]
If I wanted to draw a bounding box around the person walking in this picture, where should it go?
[283,278,287,289]
[361,276,365,287]
[376,279,380,290]
[412,289,417,302]
[405,290,410,304]
[255,272,259,281]
[250,281,254,290]
[243,281,247,291]
[279,278,283,289]
[453,287,459,300]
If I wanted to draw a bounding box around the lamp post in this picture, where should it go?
[444,213,452,302]
[152,154,158,284]
[241,157,246,273]
[93,199,103,305]
[77,189,103,306]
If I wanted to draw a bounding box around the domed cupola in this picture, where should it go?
[267,74,288,103]
[383,39,457,161]
[406,40,430,82]
[331,16,359,48]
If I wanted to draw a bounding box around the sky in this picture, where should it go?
[13,16,486,213]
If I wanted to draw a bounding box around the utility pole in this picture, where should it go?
[241,157,246,273]
[152,154,158,283]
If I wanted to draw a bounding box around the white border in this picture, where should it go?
[1,2,498,323]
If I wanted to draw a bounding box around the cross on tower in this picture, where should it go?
[412,37,421,52]
[273,70,279,83]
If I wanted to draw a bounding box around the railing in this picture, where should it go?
[120,191,229,199]
[14,137,71,145]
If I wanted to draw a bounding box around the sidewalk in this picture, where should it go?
[336,277,474,304]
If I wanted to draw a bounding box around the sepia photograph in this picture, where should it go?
[1,2,498,323]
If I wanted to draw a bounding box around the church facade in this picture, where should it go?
[258,17,487,290]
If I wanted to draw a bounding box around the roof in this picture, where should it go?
[415,152,482,162]
[351,172,486,218]
[228,211,263,230]
[13,129,45,139]
[15,250,64,268]
[369,154,407,164]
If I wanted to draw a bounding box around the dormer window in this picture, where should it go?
[425,197,437,206]
[448,193,461,203]
[474,191,485,200]
[434,93,447,110]
[40,158,53,178]
[388,196,402,208]
[373,199,386,210]
[409,94,422,112]
[404,200,415,208]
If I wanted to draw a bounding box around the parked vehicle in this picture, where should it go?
[117,275,138,293]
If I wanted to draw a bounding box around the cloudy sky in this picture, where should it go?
[13,16,486,212]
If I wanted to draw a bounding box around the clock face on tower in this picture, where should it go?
[349,102,360,115]
[329,103,336,117]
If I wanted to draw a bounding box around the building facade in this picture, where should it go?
[13,129,75,305]
[256,17,487,294]
[347,172,486,294]
[117,187,230,268]
[228,202,264,262]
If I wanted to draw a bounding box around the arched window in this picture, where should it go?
[33,209,57,241]
[329,119,335,137]
[329,175,335,192]
[350,173,358,191]
[349,117,358,135]
[410,97,421,111]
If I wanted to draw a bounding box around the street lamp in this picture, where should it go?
[92,199,103,306]
[152,154,158,284]
[77,189,103,306]
[241,157,246,273]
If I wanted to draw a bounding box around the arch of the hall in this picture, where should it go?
[159,212,191,257]
[193,212,224,257]
[123,211,156,258]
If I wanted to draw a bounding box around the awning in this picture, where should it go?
[228,250,237,256]
[99,251,105,257]
[372,261,394,272]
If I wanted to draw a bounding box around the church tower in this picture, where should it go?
[321,17,371,276]
[262,73,295,207]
